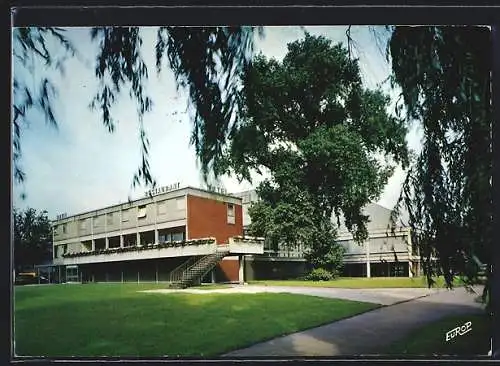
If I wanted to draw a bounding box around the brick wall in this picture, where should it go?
[216,258,239,282]
[186,195,243,244]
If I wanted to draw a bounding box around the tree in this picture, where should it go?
[13,207,53,271]
[221,34,409,272]
[384,26,492,294]
[13,26,261,192]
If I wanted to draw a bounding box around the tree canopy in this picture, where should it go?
[221,34,409,271]
[13,207,53,271]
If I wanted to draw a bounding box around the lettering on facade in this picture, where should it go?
[445,321,472,341]
[145,182,181,197]
[56,213,67,220]
[206,185,228,195]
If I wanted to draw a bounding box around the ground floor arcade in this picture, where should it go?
[41,255,246,284]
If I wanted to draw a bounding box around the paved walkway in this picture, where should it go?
[142,284,443,306]
[222,286,485,357]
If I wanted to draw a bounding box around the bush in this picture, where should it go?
[305,268,335,281]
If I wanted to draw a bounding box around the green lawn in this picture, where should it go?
[384,313,491,356]
[249,276,464,288]
[14,283,378,357]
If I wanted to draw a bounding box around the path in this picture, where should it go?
[222,286,484,357]
[142,284,443,306]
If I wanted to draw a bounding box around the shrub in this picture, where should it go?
[305,268,334,281]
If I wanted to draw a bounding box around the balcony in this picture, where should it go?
[228,236,265,255]
[53,238,217,266]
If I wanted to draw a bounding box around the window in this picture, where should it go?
[79,219,87,231]
[137,205,147,219]
[159,233,172,243]
[93,216,101,228]
[227,203,235,224]
[122,209,129,222]
[58,244,67,258]
[107,213,113,225]
[157,201,167,215]
[62,224,66,234]
[172,232,185,242]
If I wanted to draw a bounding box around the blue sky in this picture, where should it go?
[12,26,421,220]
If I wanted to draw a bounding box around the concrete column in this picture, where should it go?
[238,255,244,284]
[52,226,55,260]
[120,235,124,248]
[105,237,109,250]
[155,262,159,284]
[121,271,123,283]
[366,241,371,278]
[155,229,159,244]
[91,239,96,251]
[136,232,141,246]
[407,228,413,278]
[211,269,216,283]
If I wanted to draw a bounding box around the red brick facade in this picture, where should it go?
[216,259,239,282]
[186,194,243,244]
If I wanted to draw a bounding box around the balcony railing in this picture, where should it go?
[61,238,216,259]
[263,249,305,258]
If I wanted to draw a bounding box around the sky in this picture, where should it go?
[12,26,422,220]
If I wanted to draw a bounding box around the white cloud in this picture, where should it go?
[13,26,422,218]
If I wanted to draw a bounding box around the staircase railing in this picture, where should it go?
[170,245,231,288]
[169,256,199,283]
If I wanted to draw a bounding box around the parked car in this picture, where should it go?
[14,273,50,285]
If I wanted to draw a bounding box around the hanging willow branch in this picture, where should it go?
[387,26,492,297]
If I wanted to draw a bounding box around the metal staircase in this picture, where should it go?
[169,245,230,289]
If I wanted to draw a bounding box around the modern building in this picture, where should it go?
[51,185,264,285]
[234,189,421,280]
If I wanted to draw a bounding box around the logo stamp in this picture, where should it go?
[445,321,472,341]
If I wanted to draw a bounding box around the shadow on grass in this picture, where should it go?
[14,286,378,358]
[222,289,488,358]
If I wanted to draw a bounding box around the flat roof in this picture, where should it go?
[52,185,241,224]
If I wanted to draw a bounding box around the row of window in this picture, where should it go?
[55,198,186,235]
[56,200,236,235]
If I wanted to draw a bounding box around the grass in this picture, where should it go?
[249,276,464,289]
[14,283,378,357]
[384,313,491,356]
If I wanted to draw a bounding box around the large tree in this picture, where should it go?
[219,34,409,272]
[13,207,52,271]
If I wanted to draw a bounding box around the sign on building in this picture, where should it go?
[145,182,181,197]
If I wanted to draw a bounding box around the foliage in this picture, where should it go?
[13,207,52,270]
[386,26,492,296]
[12,28,79,189]
[304,268,335,281]
[12,26,261,192]
[228,34,408,269]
